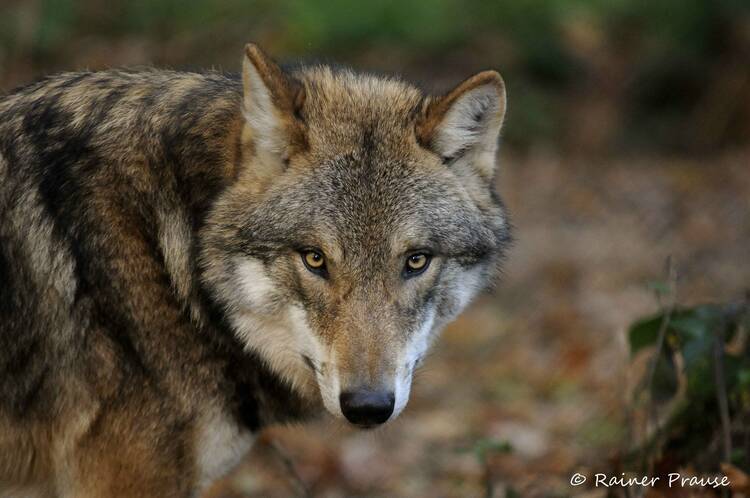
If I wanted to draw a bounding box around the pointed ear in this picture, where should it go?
[416,71,506,179]
[242,43,306,155]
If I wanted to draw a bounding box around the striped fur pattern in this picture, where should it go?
[0,44,510,496]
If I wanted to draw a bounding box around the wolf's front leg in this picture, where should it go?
[62,391,195,498]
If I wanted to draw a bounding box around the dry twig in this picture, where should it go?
[266,438,312,498]
[639,256,678,480]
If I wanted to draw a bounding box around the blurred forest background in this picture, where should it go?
[2,1,749,497]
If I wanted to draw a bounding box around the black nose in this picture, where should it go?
[339,389,395,427]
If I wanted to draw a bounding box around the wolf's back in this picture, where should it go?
[0,90,89,426]
[0,70,242,422]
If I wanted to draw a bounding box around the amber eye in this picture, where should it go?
[301,250,327,276]
[403,253,432,278]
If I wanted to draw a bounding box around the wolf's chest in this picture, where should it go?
[194,408,255,494]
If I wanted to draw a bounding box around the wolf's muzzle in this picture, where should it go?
[339,389,395,427]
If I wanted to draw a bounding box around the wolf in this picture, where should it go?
[0,43,511,497]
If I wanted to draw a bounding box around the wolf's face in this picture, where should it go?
[201,45,510,427]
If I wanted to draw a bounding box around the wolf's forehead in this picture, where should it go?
[287,159,485,253]
[297,67,424,153]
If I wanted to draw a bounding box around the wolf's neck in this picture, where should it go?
[175,122,321,429]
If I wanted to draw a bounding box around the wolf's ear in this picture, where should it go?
[242,43,306,155]
[416,71,506,179]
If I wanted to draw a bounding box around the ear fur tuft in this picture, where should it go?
[242,43,306,155]
[416,71,506,177]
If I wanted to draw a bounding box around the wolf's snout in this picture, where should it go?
[339,389,395,427]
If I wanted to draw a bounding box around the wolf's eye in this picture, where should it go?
[403,253,432,278]
[301,250,328,276]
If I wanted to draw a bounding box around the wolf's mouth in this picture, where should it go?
[353,423,378,430]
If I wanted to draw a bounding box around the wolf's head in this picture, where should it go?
[201,44,510,427]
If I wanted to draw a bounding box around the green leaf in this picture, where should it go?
[737,368,750,391]
[650,349,680,402]
[646,280,672,296]
[682,336,712,376]
[670,305,723,342]
[628,305,725,356]
[628,315,665,354]
[730,448,747,466]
